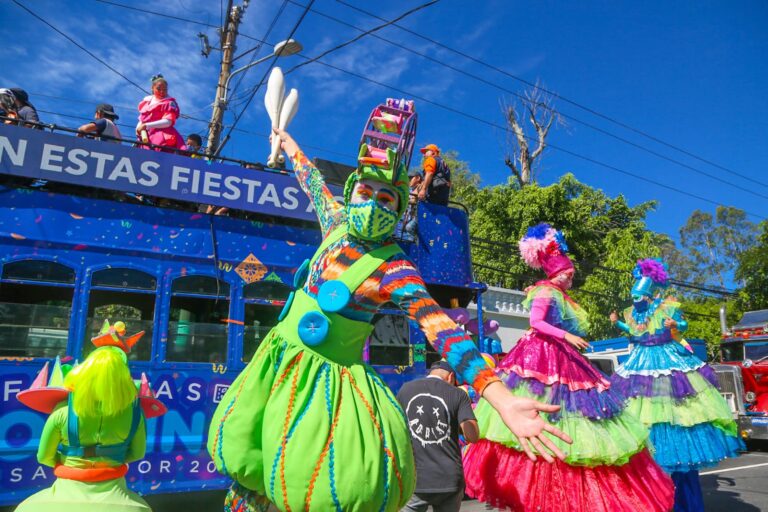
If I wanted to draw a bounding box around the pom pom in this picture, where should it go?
[634,258,669,286]
[519,223,569,268]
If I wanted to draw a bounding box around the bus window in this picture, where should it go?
[368,313,410,366]
[167,276,230,364]
[242,281,290,362]
[0,260,74,358]
[82,268,157,361]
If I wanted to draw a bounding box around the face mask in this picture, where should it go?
[632,295,649,312]
[346,199,399,241]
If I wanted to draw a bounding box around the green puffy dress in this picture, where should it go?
[208,226,416,511]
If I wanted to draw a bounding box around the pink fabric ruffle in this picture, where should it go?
[499,332,611,392]
[463,439,674,512]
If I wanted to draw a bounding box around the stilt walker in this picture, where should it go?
[463,224,675,512]
[610,258,743,511]
[207,85,571,512]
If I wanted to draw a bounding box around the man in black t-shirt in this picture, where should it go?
[397,360,478,512]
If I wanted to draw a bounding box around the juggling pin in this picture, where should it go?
[265,68,285,167]
[275,88,299,165]
[466,318,500,336]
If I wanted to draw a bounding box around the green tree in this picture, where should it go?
[679,206,756,287]
[735,220,768,310]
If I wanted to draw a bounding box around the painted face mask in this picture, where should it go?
[346,200,399,242]
[632,294,649,312]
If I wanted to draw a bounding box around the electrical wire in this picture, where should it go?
[22,0,765,217]
[284,0,768,201]
[216,0,315,156]
[12,0,148,94]
[334,0,768,191]
[227,0,289,107]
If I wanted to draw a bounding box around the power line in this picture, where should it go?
[216,0,316,156]
[12,0,148,94]
[285,0,768,201]
[284,0,440,75]
[94,0,217,28]
[334,0,768,191]
[227,0,289,104]
[22,0,765,216]
[470,237,738,296]
[282,51,767,219]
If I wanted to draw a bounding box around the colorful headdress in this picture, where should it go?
[17,320,166,418]
[91,319,145,353]
[631,258,669,297]
[16,356,72,413]
[343,145,410,219]
[519,223,574,278]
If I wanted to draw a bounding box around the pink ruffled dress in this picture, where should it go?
[462,282,675,512]
[137,95,185,150]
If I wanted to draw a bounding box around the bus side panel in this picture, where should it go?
[0,364,237,505]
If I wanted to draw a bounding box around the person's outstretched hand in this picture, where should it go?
[482,381,572,463]
[271,128,299,158]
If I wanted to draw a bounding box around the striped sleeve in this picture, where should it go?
[291,150,344,235]
[381,258,500,395]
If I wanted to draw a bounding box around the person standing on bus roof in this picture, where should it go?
[208,102,572,512]
[417,143,450,206]
[609,258,743,511]
[136,74,185,151]
[15,321,166,512]
[77,103,122,142]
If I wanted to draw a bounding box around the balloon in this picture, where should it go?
[466,318,500,336]
[480,352,496,368]
[443,307,470,325]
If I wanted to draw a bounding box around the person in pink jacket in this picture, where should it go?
[136,74,185,151]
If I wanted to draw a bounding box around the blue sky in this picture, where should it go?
[2,0,767,241]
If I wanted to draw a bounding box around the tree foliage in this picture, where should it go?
[735,220,768,311]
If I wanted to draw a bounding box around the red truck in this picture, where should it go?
[713,308,768,443]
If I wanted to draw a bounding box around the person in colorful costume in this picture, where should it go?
[207,118,572,511]
[462,224,675,512]
[610,258,743,511]
[136,74,185,151]
[15,320,166,512]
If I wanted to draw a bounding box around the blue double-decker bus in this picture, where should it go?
[0,122,481,505]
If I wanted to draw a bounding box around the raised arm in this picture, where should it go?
[274,129,343,235]
[382,259,572,461]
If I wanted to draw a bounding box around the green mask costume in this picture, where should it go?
[342,145,410,242]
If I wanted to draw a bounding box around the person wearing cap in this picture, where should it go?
[462,223,675,512]
[207,102,571,512]
[136,74,185,151]
[396,360,479,512]
[609,259,742,511]
[9,87,41,128]
[418,143,451,206]
[0,88,19,124]
[78,104,122,143]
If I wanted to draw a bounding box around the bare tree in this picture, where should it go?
[503,82,563,187]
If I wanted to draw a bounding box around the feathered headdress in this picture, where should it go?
[631,258,669,297]
[519,223,574,278]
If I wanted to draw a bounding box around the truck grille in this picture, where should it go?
[711,364,745,417]
[716,370,737,395]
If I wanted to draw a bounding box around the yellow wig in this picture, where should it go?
[64,346,137,417]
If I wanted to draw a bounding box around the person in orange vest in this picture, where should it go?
[418,144,451,206]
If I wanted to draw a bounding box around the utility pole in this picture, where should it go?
[207,0,246,157]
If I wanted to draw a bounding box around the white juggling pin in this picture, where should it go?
[275,88,299,164]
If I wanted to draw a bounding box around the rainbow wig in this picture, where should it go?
[64,346,137,418]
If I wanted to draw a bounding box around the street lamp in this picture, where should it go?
[221,39,303,104]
